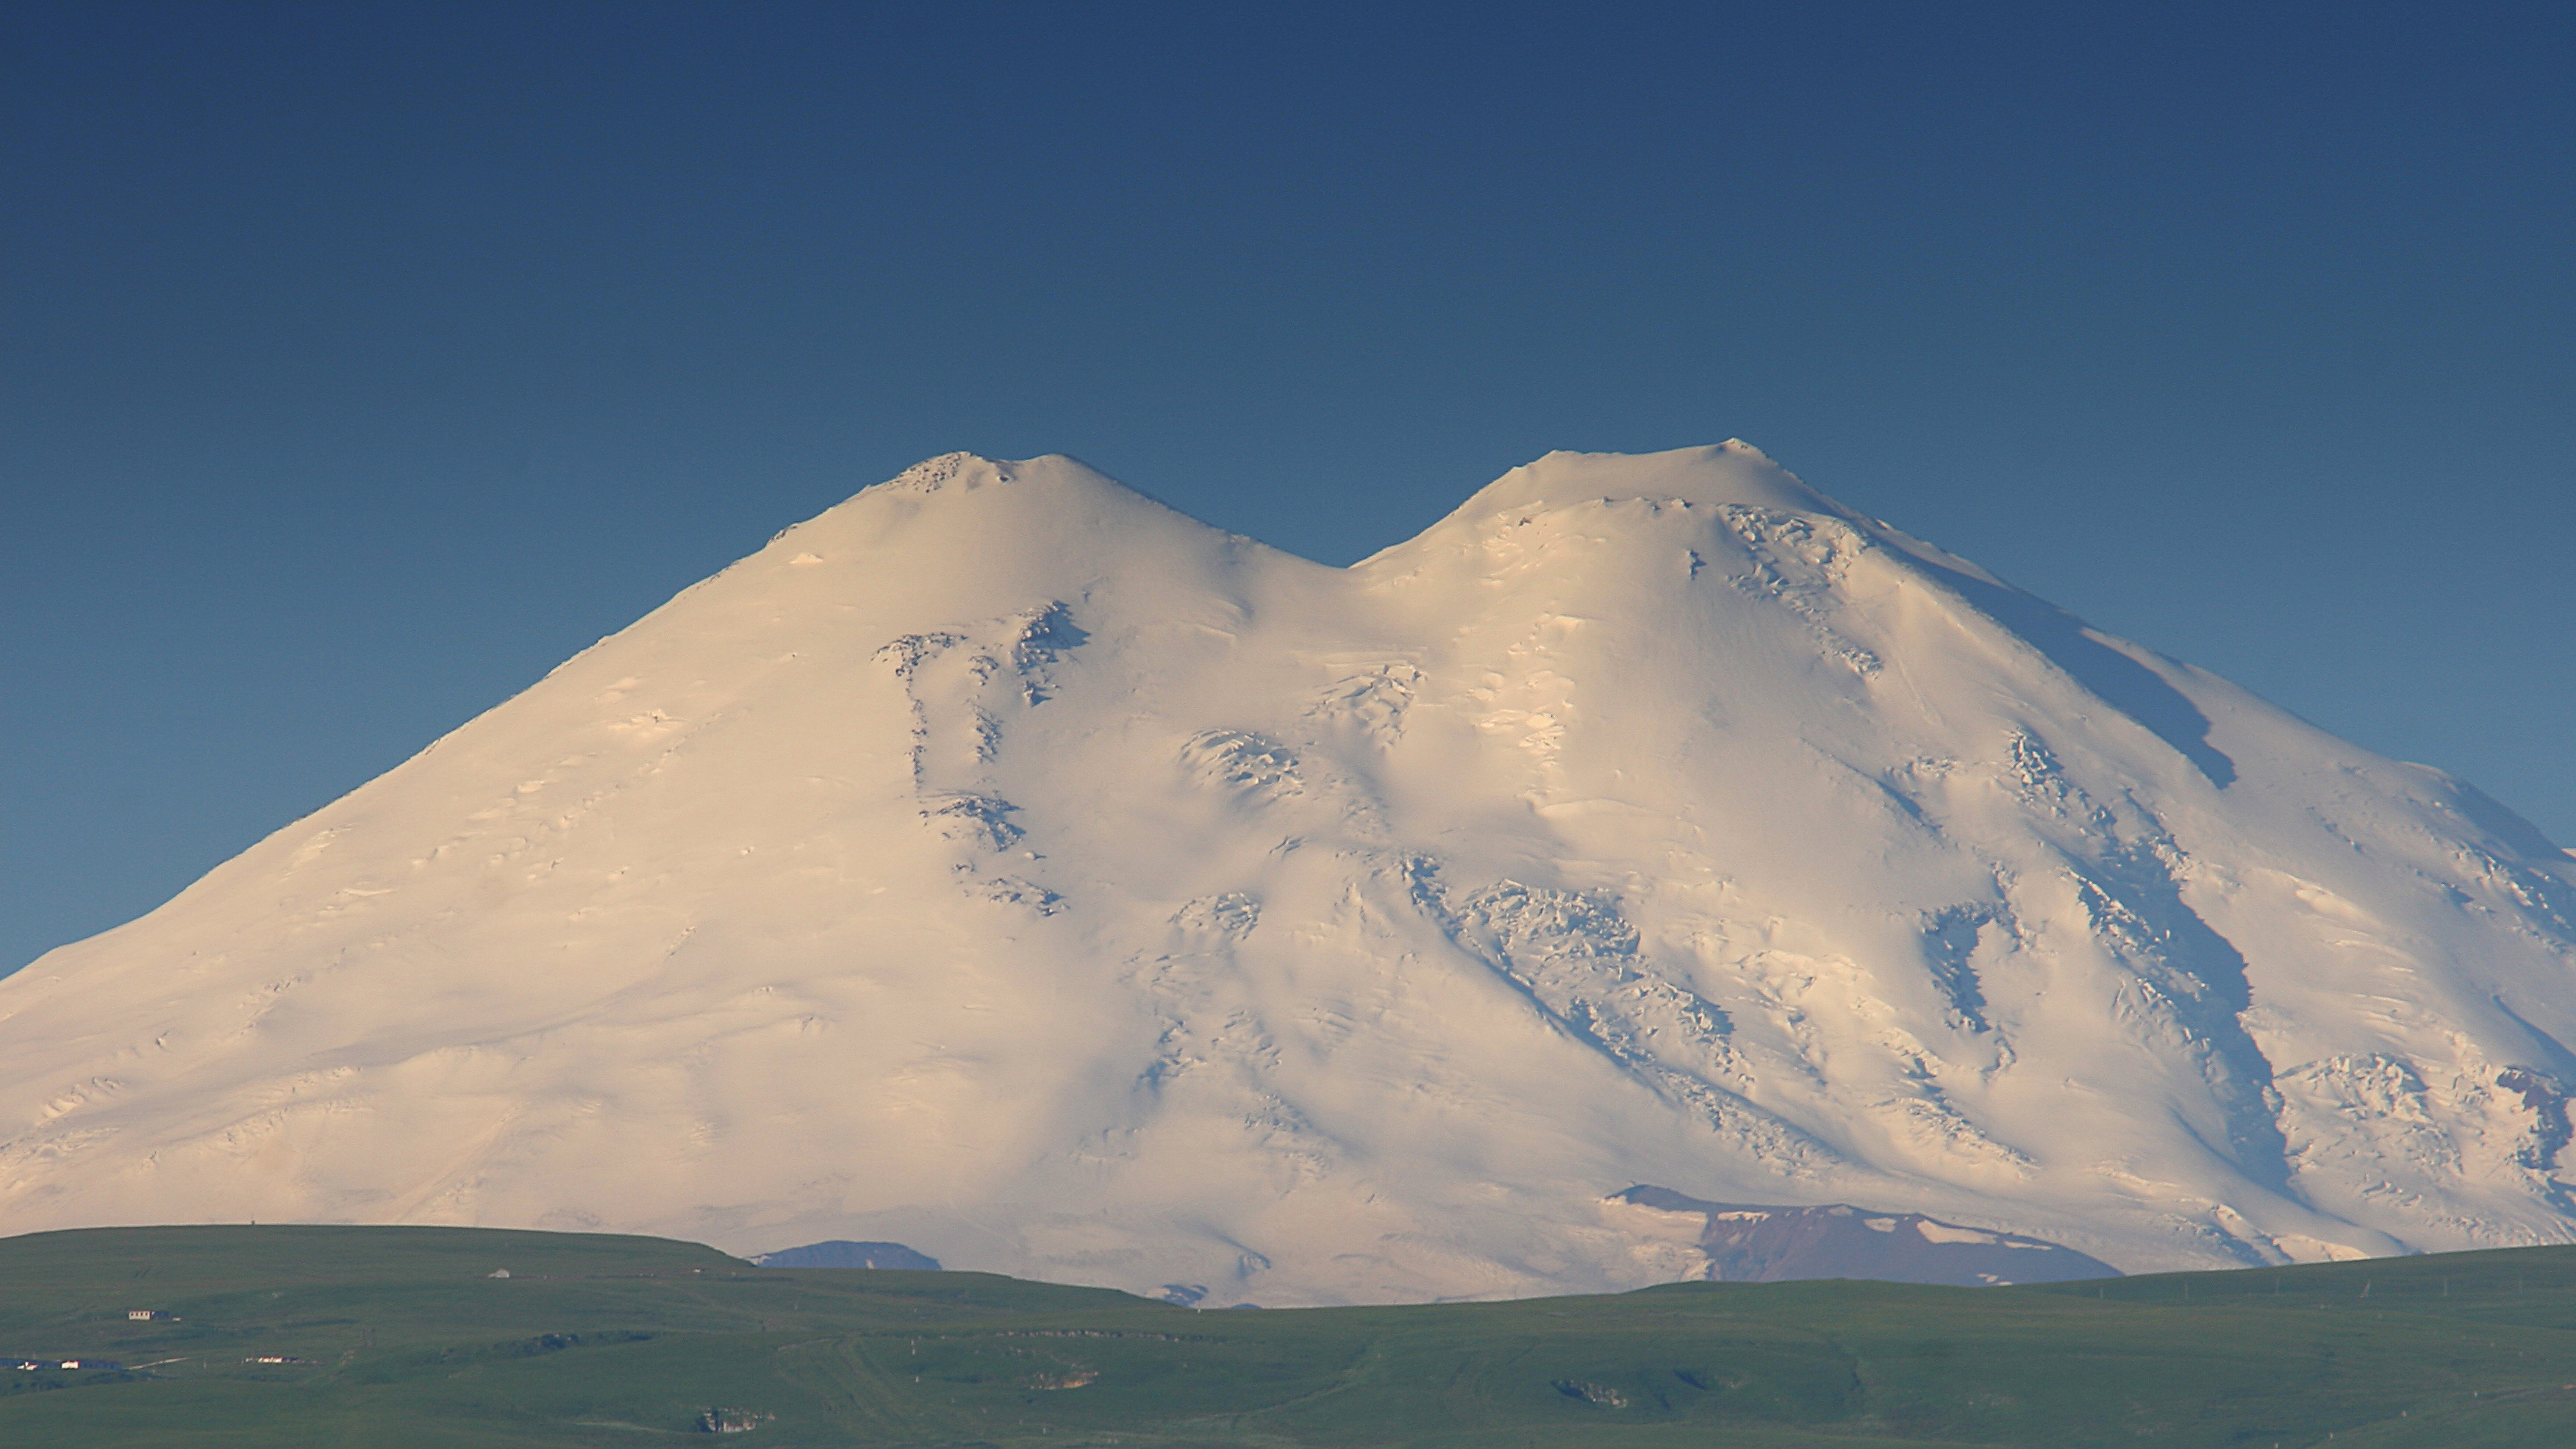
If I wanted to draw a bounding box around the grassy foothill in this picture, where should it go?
[3,1223,2575,1445]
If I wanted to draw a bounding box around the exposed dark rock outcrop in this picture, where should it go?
[1614,1185,2119,1286]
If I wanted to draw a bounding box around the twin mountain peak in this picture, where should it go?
[4,445,2571,1306]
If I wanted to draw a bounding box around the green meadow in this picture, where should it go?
[4,1223,2574,1446]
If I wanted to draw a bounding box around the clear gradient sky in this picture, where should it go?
[5,1,2571,973]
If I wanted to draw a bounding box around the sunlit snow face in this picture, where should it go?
[2,447,2569,1305]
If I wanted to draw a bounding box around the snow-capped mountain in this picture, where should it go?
[5,444,2573,1305]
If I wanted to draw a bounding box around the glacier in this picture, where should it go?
[4,443,2572,1305]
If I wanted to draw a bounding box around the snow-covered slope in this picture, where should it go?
[6,444,2574,1305]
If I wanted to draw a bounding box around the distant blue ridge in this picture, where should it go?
[748,1240,942,1270]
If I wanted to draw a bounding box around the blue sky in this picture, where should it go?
[4,1,2570,972]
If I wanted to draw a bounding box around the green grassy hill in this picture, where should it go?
[4,1223,2575,1446]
